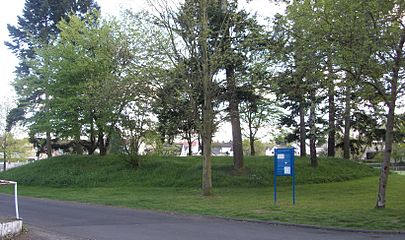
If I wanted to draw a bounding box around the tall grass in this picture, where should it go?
[0,155,378,188]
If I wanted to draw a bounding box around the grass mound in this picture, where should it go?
[0,155,378,188]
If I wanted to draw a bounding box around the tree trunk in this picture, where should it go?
[309,91,317,167]
[130,133,140,155]
[198,133,202,155]
[3,134,7,171]
[86,125,97,154]
[226,66,244,169]
[88,114,97,155]
[343,85,351,159]
[326,55,336,157]
[202,117,212,196]
[2,151,6,171]
[376,29,404,208]
[249,134,255,156]
[105,136,111,154]
[327,83,336,157]
[98,131,107,156]
[187,132,192,156]
[87,146,97,155]
[299,100,306,157]
[73,142,83,155]
[45,94,52,158]
[376,87,396,208]
[46,131,52,158]
[200,0,212,196]
[222,0,244,169]
[73,125,83,155]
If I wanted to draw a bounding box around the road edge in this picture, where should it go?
[5,193,405,235]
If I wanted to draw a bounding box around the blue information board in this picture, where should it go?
[274,148,294,176]
[274,148,296,204]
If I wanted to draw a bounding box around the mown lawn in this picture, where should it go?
[2,175,402,230]
[0,155,404,230]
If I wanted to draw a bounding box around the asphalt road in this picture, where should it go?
[0,194,403,240]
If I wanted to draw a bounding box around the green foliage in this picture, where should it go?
[0,100,31,163]
[153,69,199,145]
[240,94,282,149]
[0,136,32,162]
[0,155,378,188]
[242,139,267,156]
[41,11,123,139]
[6,0,99,75]
[392,143,405,163]
[373,143,405,164]
[17,10,163,155]
[6,0,99,152]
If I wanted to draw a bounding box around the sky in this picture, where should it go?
[0,0,25,100]
[0,0,283,141]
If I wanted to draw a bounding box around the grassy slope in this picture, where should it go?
[1,155,404,230]
[0,155,378,188]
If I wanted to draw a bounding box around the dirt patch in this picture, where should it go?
[0,217,18,223]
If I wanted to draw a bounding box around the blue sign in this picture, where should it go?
[274,148,296,204]
[274,148,294,176]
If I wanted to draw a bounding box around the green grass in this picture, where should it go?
[0,155,379,188]
[0,155,404,230]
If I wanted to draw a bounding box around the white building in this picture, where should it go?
[180,140,200,156]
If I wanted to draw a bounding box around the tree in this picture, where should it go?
[6,0,99,158]
[317,0,405,208]
[365,2,405,208]
[242,139,267,156]
[121,10,185,159]
[281,0,405,207]
[199,0,214,195]
[218,0,245,170]
[29,10,159,156]
[271,13,311,158]
[149,0,231,195]
[272,2,329,166]
[0,134,31,170]
[0,99,30,170]
[120,100,154,159]
[33,11,124,155]
[154,70,200,155]
[240,91,280,156]
[325,54,337,157]
[213,0,270,170]
[0,99,14,171]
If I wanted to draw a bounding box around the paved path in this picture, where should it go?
[0,194,403,240]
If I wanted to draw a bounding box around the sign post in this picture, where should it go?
[274,148,295,205]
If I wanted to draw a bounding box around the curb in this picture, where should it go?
[0,218,23,238]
